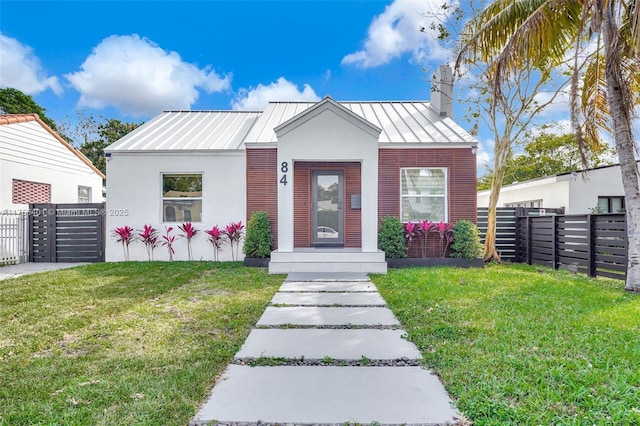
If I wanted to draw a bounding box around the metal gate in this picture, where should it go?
[29,203,105,262]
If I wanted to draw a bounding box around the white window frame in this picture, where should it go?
[78,185,92,203]
[400,167,448,223]
[161,173,203,223]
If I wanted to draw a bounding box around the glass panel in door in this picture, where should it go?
[312,171,343,246]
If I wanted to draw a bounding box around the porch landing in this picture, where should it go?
[268,248,387,274]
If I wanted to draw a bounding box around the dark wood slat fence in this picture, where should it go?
[29,203,105,263]
[478,208,626,280]
[516,214,627,280]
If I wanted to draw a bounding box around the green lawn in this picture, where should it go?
[372,263,640,425]
[2,262,638,425]
[0,262,283,425]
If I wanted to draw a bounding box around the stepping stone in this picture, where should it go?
[191,365,458,424]
[286,272,369,282]
[256,306,400,326]
[234,328,422,360]
[279,281,377,292]
[271,291,386,306]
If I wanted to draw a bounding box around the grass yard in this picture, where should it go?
[372,263,640,425]
[0,262,283,425]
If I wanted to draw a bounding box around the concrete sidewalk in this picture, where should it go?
[0,262,87,281]
[191,272,459,425]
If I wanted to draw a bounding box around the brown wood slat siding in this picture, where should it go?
[293,166,310,248]
[378,148,477,222]
[246,148,278,249]
[379,148,477,257]
[293,162,361,248]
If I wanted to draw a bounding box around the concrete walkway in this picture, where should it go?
[191,273,459,425]
[0,262,87,281]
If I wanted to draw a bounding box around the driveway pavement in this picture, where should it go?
[0,262,87,281]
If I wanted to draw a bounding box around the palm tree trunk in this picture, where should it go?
[603,8,640,292]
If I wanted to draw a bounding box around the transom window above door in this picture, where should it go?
[400,168,448,222]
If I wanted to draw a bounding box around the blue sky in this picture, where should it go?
[2,0,500,170]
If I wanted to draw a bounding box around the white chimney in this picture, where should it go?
[431,64,453,118]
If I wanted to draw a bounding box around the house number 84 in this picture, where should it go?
[280,162,288,185]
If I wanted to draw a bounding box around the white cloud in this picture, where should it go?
[0,33,62,95]
[66,34,231,117]
[341,0,454,68]
[231,77,320,111]
[476,138,493,173]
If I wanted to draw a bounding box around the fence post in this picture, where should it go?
[551,215,557,270]
[527,216,532,265]
[587,215,595,277]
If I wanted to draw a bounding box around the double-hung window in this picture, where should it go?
[162,174,202,222]
[400,168,447,222]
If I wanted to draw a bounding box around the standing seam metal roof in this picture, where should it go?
[107,110,261,151]
[243,101,476,144]
[107,101,476,152]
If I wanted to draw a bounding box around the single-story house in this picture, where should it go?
[105,65,478,273]
[0,114,105,211]
[477,162,635,214]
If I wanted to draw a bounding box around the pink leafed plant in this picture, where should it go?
[138,224,159,261]
[403,221,421,256]
[205,225,225,261]
[418,220,435,258]
[112,225,134,261]
[434,221,454,257]
[162,226,176,261]
[178,222,199,260]
[224,221,245,261]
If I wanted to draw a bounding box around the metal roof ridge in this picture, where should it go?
[162,109,262,113]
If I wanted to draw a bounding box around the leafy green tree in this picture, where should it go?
[457,0,640,291]
[478,133,614,190]
[0,87,58,130]
[80,119,140,176]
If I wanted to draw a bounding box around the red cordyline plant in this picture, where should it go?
[162,226,176,261]
[205,225,224,261]
[418,220,435,258]
[434,221,454,257]
[112,226,134,261]
[403,221,421,256]
[224,221,244,261]
[178,222,199,260]
[138,224,159,261]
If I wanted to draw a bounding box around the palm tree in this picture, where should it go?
[456,0,640,292]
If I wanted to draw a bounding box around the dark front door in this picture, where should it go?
[311,171,344,247]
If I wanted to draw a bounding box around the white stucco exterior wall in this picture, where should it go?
[477,165,628,214]
[276,107,380,252]
[105,151,246,262]
[0,121,103,211]
[566,167,625,213]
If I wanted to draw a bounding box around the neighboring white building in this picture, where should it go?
[477,163,632,214]
[106,66,479,273]
[0,114,105,211]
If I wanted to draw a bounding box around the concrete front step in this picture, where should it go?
[285,272,370,282]
[235,328,422,360]
[271,291,386,306]
[191,365,458,425]
[256,306,400,326]
[269,250,387,274]
[279,281,378,292]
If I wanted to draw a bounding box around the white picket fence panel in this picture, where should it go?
[0,211,29,265]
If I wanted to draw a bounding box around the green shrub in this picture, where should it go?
[450,220,483,259]
[378,216,407,259]
[243,211,272,258]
